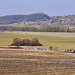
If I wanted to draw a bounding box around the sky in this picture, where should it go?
[0,0,75,16]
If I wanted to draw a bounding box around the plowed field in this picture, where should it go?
[0,48,75,75]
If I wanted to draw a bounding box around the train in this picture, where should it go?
[65,49,75,53]
[26,47,75,53]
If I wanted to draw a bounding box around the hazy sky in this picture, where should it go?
[0,0,75,16]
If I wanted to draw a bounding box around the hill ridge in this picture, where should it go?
[0,13,75,25]
[0,13,50,25]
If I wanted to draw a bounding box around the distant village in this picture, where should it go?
[19,15,75,26]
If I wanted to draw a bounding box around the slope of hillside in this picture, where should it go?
[0,13,75,25]
[0,13,50,25]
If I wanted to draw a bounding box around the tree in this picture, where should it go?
[31,38,42,46]
[31,38,39,46]
[12,38,22,46]
[11,38,43,46]
[22,39,31,46]
[50,46,53,50]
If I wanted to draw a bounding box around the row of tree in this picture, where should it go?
[11,38,43,46]
[0,25,75,32]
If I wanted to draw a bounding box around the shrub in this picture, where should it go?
[11,38,43,46]
[50,46,53,50]
[22,39,31,46]
[11,38,22,46]
[31,38,39,46]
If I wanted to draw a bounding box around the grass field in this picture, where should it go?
[0,48,75,75]
[0,31,75,49]
[5,31,75,37]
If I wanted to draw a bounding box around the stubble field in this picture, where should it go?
[0,48,75,75]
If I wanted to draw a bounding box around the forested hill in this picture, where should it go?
[0,13,75,25]
[0,13,50,24]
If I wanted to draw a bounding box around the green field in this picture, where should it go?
[0,31,75,49]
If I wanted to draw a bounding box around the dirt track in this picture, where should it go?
[0,49,75,75]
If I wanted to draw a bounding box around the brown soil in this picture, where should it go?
[0,46,23,49]
[0,48,75,75]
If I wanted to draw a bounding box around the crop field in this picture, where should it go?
[5,31,75,37]
[0,48,75,75]
[0,32,75,75]
[0,32,75,49]
[0,31,75,49]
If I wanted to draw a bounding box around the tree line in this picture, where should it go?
[0,25,75,32]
